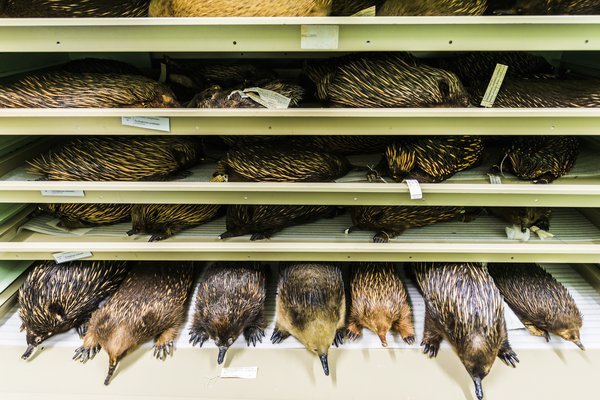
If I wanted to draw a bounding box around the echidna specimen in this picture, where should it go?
[377,0,487,15]
[347,262,414,347]
[212,144,351,182]
[272,262,346,376]
[73,262,196,385]
[496,0,600,15]
[129,203,222,241]
[189,262,268,364]
[219,136,278,148]
[27,136,203,181]
[413,262,519,400]
[220,204,338,241]
[288,135,393,155]
[19,260,129,360]
[435,52,554,86]
[487,207,552,232]
[331,0,382,15]
[305,54,469,108]
[42,203,133,229]
[0,0,149,17]
[370,136,484,183]
[488,263,584,350]
[0,72,178,108]
[61,58,143,76]
[189,80,304,108]
[495,136,579,183]
[470,78,600,108]
[348,205,469,243]
[150,0,332,16]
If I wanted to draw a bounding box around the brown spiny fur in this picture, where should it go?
[496,136,579,183]
[130,203,222,242]
[189,262,268,364]
[305,54,469,108]
[331,0,382,15]
[42,203,133,229]
[487,207,552,231]
[149,0,332,16]
[18,260,129,360]
[61,58,142,76]
[413,262,518,400]
[212,144,351,182]
[372,136,484,183]
[1,0,149,17]
[75,262,196,385]
[377,0,487,15]
[0,72,178,108]
[506,0,600,14]
[470,78,600,108]
[27,136,203,181]
[349,205,468,243]
[189,81,304,108]
[288,135,393,155]
[488,263,584,349]
[347,262,414,347]
[219,136,278,148]
[221,204,337,241]
[272,262,346,376]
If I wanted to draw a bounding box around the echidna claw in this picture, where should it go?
[498,349,519,368]
[403,336,416,345]
[73,345,100,363]
[189,330,209,348]
[270,328,290,344]
[333,329,345,347]
[422,342,439,358]
[153,341,174,361]
[244,326,265,347]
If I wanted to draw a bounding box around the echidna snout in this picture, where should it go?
[556,328,585,350]
[320,354,329,376]
[22,331,50,360]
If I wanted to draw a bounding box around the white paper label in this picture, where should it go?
[480,64,508,108]
[505,225,530,241]
[41,190,85,197]
[488,174,502,185]
[405,179,423,200]
[121,116,170,132]
[301,25,339,50]
[159,62,167,83]
[530,226,555,240]
[230,87,291,109]
[53,251,93,264]
[220,366,258,379]
[352,6,376,16]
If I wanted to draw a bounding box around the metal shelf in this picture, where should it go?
[1,108,600,136]
[1,17,600,52]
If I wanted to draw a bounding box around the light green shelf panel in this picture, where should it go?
[0,17,600,52]
[1,109,600,136]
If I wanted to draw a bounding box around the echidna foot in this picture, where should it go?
[498,348,519,368]
[421,341,439,358]
[333,329,345,347]
[372,232,390,243]
[153,340,174,361]
[250,231,273,241]
[270,328,290,344]
[366,170,381,183]
[75,323,88,338]
[345,322,362,342]
[189,330,209,347]
[403,335,416,345]
[73,345,101,363]
[244,326,265,347]
[149,233,169,242]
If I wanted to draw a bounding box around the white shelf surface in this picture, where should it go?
[0,264,597,400]
[1,17,600,52]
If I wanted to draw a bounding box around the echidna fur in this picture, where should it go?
[149,0,333,16]
[499,0,600,15]
[377,0,487,15]
[42,203,133,229]
[1,0,149,17]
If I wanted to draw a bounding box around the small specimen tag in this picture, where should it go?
[159,62,167,83]
[405,179,423,200]
[480,64,508,108]
[230,87,291,109]
[530,226,555,240]
[488,174,502,185]
[53,251,93,264]
[121,116,170,132]
[505,225,530,241]
[220,366,258,379]
[301,25,339,50]
[352,6,376,16]
[41,190,85,197]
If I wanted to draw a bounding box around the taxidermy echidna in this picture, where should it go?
[189,262,268,364]
[129,203,222,241]
[377,0,487,15]
[272,262,346,376]
[19,260,129,360]
[493,136,579,183]
[305,54,470,108]
[60,58,143,76]
[149,0,333,16]
[74,262,196,385]
[488,263,584,350]
[347,262,415,346]
[494,0,600,15]
[288,135,393,155]
[413,262,519,400]
[220,204,339,241]
[369,136,484,183]
[212,144,351,182]
[27,136,203,181]
[0,72,178,108]
[348,205,470,243]
[189,80,304,108]
[487,207,552,232]
[0,0,150,17]
[41,203,133,229]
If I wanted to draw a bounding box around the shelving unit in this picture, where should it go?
[0,15,599,400]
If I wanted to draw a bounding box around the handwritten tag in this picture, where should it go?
[480,64,508,108]
[121,116,170,132]
[488,174,502,185]
[53,251,93,264]
[405,179,423,200]
[41,190,85,197]
[301,25,339,50]
[230,87,291,109]
[220,366,258,379]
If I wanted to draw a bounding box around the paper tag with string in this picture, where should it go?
[229,88,291,109]
[488,174,502,185]
[480,64,508,108]
[220,366,258,379]
[530,226,555,240]
[405,179,423,200]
